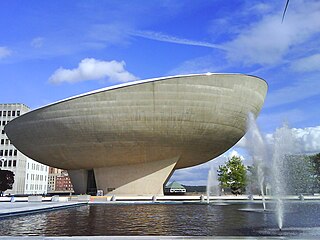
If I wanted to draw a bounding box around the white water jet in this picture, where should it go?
[246,112,268,211]
[245,114,302,230]
[271,123,296,230]
[206,166,220,203]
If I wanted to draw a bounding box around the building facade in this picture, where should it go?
[0,103,49,195]
[48,167,73,193]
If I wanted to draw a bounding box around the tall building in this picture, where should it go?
[0,103,49,195]
[48,167,74,193]
[48,167,62,192]
[55,170,74,192]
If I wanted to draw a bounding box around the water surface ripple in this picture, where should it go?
[0,201,319,237]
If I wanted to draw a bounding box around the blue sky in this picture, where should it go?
[1,0,320,185]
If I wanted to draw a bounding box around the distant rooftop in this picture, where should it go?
[165,181,186,190]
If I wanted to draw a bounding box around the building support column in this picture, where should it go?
[94,156,179,195]
[68,169,88,194]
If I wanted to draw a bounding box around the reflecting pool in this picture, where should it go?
[0,201,319,237]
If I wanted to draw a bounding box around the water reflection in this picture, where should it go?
[0,202,319,236]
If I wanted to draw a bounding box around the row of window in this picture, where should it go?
[0,159,17,167]
[0,149,17,156]
[0,120,9,126]
[26,173,47,182]
[26,184,46,191]
[27,162,47,172]
[0,110,20,117]
[0,139,11,145]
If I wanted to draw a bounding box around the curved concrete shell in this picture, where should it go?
[5,73,267,195]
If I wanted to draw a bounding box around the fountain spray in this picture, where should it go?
[207,165,219,204]
[272,123,296,230]
[246,112,267,211]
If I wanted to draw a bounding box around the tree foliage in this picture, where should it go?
[218,156,247,195]
[247,154,320,195]
[247,164,265,195]
[0,170,15,195]
[282,155,316,195]
[309,153,320,192]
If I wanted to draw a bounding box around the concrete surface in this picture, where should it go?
[5,73,267,195]
[0,201,84,218]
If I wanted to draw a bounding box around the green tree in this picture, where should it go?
[247,164,271,195]
[218,156,247,195]
[246,165,260,194]
[0,170,15,196]
[309,153,320,193]
[282,155,317,195]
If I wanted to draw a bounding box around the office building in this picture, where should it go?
[0,103,48,195]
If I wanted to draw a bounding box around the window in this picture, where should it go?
[0,111,2,117]
[1,130,4,134]
[27,162,29,169]
[0,139,3,145]
[14,150,17,156]
[26,184,28,190]
[3,111,6,117]
[5,139,9,145]
[7,111,11,117]
[2,121,5,126]
[4,160,7,167]
[9,150,12,156]
[12,111,15,117]
[0,150,3,156]
[0,161,2,167]
[26,173,29,180]
[13,160,16,167]
[8,160,12,167]
[17,110,20,116]
[4,150,8,156]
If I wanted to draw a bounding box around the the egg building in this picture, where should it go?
[5,73,267,195]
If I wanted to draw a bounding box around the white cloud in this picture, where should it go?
[31,37,44,48]
[0,46,11,59]
[168,55,223,75]
[131,30,228,51]
[224,1,320,65]
[169,149,246,186]
[48,58,137,84]
[89,23,132,45]
[292,126,320,153]
[249,3,273,14]
[228,149,244,160]
[264,78,320,108]
[243,125,320,155]
[291,54,320,72]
